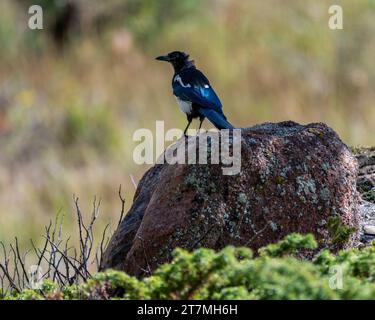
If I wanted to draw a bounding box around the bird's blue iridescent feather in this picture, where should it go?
[171,67,233,129]
[172,68,223,113]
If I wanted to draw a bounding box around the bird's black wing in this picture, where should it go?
[173,68,234,129]
[172,68,223,114]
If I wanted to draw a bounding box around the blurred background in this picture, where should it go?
[0,0,374,248]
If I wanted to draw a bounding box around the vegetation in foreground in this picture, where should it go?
[3,233,375,300]
[1,0,375,246]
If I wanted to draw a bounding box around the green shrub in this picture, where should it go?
[3,234,375,300]
[258,233,317,258]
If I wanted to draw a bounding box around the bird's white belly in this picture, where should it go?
[174,96,192,115]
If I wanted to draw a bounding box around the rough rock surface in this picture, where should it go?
[353,147,375,204]
[359,201,375,244]
[101,121,360,277]
[352,147,375,244]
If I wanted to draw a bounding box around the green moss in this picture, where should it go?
[274,176,285,185]
[362,189,375,204]
[327,216,356,245]
[307,128,324,138]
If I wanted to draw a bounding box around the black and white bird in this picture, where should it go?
[156,51,234,135]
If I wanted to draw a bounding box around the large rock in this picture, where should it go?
[101,121,360,277]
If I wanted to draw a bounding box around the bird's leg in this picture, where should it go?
[183,117,192,136]
[198,117,205,132]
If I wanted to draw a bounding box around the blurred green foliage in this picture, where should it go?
[258,233,317,258]
[4,234,375,300]
[123,0,200,46]
[0,0,374,249]
[60,103,120,153]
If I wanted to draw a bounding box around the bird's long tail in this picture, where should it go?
[198,108,234,129]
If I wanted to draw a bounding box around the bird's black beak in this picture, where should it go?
[155,55,170,62]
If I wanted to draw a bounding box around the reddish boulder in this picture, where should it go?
[101,121,360,277]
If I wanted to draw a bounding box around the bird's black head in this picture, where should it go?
[156,51,192,73]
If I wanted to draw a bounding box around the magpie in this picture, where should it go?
[156,51,234,135]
